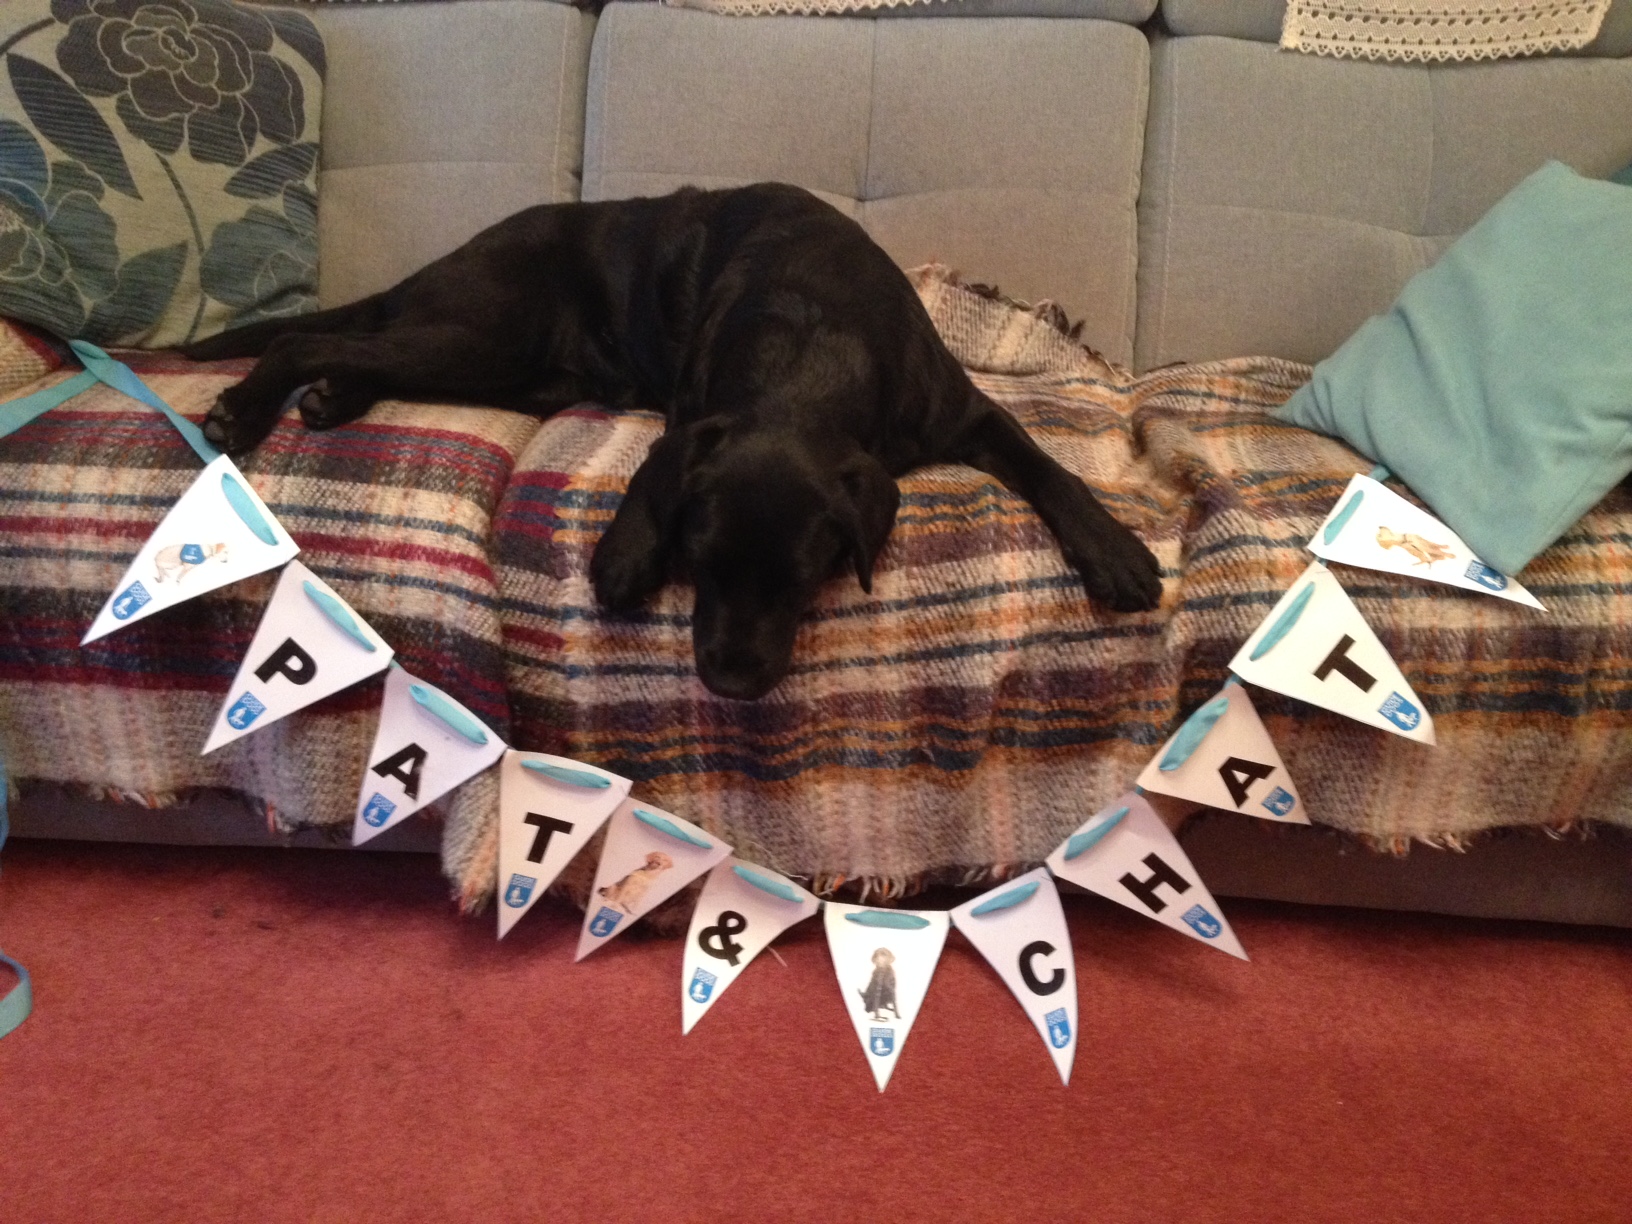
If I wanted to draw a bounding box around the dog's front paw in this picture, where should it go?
[1065,521,1164,613]
[202,385,281,456]
[296,379,376,432]
[590,530,666,612]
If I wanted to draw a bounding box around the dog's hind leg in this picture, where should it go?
[203,325,524,454]
[944,395,1163,612]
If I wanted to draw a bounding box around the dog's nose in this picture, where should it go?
[696,643,780,701]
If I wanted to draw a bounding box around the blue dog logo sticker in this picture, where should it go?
[111,581,151,620]
[225,691,266,730]
[503,874,536,908]
[1181,905,1223,939]
[1464,559,1508,591]
[1045,1008,1072,1049]
[869,1027,895,1058]
[1261,786,1297,818]
[688,967,718,1004]
[1378,691,1423,732]
[589,906,623,939]
[361,792,397,828]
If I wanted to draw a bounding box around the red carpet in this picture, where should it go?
[1,838,1628,1223]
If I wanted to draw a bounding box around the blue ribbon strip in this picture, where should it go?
[520,760,611,789]
[632,808,712,849]
[0,340,220,464]
[0,754,32,1041]
[68,341,220,464]
[969,880,1040,916]
[731,864,803,903]
[0,369,98,439]
[844,910,930,930]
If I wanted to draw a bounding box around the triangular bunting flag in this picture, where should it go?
[1309,473,1543,609]
[681,857,820,1034]
[497,752,631,939]
[1045,792,1248,960]
[202,560,393,753]
[949,868,1077,1085]
[84,454,299,643]
[575,799,731,961]
[1228,560,1436,744]
[351,665,506,845]
[824,903,951,1092]
[1136,681,1308,824]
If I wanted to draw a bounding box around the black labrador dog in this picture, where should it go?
[185,183,1162,699]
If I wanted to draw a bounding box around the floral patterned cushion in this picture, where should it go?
[0,0,324,347]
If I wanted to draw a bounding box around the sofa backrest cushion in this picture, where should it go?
[309,0,595,308]
[1135,33,1632,369]
[1160,0,1632,56]
[582,2,1150,366]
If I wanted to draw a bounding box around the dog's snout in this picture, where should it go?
[696,640,781,702]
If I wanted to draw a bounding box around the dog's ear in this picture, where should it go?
[832,452,899,594]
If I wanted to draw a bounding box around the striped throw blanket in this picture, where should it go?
[1,273,1628,910]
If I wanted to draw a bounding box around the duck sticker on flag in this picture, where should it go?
[681,857,820,1034]
[1136,680,1307,824]
[575,800,732,961]
[1046,791,1248,961]
[352,664,506,845]
[497,752,632,939]
[949,868,1077,1086]
[1228,559,1435,745]
[1309,472,1542,609]
[202,561,393,754]
[84,455,298,643]
[825,903,951,1092]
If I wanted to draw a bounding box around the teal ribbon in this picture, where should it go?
[0,369,98,440]
[0,340,220,463]
[69,341,220,463]
[0,753,31,1041]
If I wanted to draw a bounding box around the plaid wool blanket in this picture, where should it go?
[1,273,1628,909]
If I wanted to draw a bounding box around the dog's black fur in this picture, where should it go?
[185,183,1162,699]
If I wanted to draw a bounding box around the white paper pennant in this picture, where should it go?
[1046,791,1247,960]
[824,902,951,1092]
[949,868,1077,1085]
[1309,473,1542,609]
[496,752,631,938]
[351,664,506,845]
[84,454,299,643]
[575,799,732,961]
[681,857,820,1034]
[1136,681,1307,824]
[202,560,392,753]
[1228,559,1436,745]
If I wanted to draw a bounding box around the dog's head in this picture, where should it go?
[673,418,899,701]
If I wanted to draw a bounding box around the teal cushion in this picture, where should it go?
[0,0,325,347]
[1275,161,1632,576]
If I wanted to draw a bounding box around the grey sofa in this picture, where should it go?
[14,0,1632,925]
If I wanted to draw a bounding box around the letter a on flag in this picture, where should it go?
[950,868,1077,1085]
[575,799,731,961]
[85,454,299,643]
[1309,472,1542,608]
[352,664,505,845]
[1229,559,1435,744]
[1046,791,1248,960]
[681,857,820,1034]
[1136,681,1307,823]
[203,560,393,754]
[497,752,631,939]
[825,903,950,1092]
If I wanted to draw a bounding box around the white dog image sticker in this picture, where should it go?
[154,542,228,583]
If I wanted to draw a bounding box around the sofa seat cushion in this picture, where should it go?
[0,353,539,838]
[459,271,1632,907]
